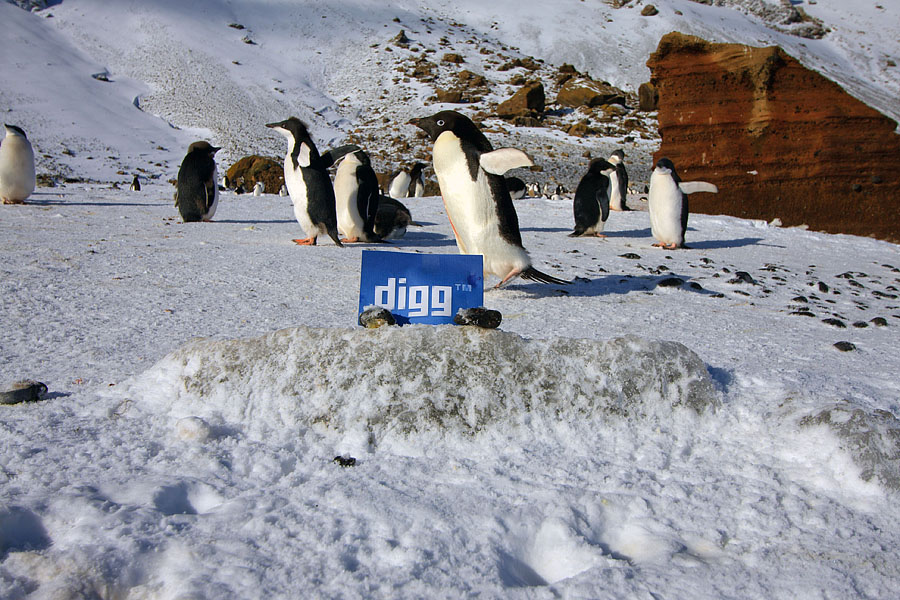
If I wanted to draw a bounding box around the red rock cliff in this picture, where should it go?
[647,32,900,243]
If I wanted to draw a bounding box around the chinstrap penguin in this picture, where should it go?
[410,110,568,287]
[252,181,264,196]
[607,149,630,211]
[333,149,381,243]
[266,117,359,246]
[570,158,615,237]
[0,124,36,204]
[174,141,220,222]
[648,157,718,249]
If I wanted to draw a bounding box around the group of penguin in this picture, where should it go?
[173,109,717,288]
[1,110,716,289]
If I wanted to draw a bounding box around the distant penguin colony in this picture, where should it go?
[570,158,615,238]
[174,141,220,222]
[410,110,568,287]
[0,124,36,204]
[266,116,358,246]
[648,157,718,249]
[333,149,382,243]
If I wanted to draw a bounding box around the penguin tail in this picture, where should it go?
[520,267,570,285]
[327,229,344,247]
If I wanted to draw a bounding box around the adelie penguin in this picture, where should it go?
[333,149,381,243]
[410,110,568,288]
[266,117,359,246]
[0,124,36,204]
[607,149,630,211]
[388,162,427,199]
[174,141,220,222]
[570,158,615,238]
[648,157,718,249]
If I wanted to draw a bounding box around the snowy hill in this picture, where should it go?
[3,0,899,186]
[2,1,900,598]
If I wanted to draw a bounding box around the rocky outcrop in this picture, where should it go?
[496,81,545,119]
[557,77,627,108]
[226,155,283,194]
[647,32,900,243]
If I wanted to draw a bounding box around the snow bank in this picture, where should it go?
[115,325,719,440]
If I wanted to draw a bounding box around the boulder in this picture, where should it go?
[496,81,545,119]
[638,82,659,111]
[226,155,283,194]
[556,77,627,108]
[647,32,900,243]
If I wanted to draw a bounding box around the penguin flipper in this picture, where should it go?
[479,148,534,176]
[598,188,610,224]
[519,267,570,285]
[678,181,718,195]
[320,145,362,169]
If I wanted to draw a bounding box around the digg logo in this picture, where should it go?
[374,277,452,317]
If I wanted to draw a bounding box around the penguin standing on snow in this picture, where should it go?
[648,157,718,249]
[607,149,630,211]
[388,162,427,199]
[266,117,359,246]
[410,110,568,287]
[333,149,381,243]
[174,141,220,222]
[130,174,141,191]
[0,124,36,204]
[570,158,615,238]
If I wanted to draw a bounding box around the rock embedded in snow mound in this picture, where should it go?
[116,326,719,438]
[801,404,900,492]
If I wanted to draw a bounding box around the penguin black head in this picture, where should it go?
[4,124,27,139]
[409,111,489,148]
[654,157,681,182]
[588,158,615,173]
[409,162,427,177]
[186,141,220,157]
[266,117,311,143]
[352,149,371,167]
[610,149,625,161]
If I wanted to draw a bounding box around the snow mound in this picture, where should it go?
[116,325,719,439]
[800,404,900,493]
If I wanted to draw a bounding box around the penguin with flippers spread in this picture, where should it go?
[409,110,568,288]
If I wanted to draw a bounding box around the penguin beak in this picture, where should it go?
[211,146,221,154]
[265,122,282,129]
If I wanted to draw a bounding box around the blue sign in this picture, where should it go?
[358,250,484,325]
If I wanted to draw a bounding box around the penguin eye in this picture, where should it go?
[436,119,445,127]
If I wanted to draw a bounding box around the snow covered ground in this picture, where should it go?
[3,0,900,597]
[3,183,900,597]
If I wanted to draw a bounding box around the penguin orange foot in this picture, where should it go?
[293,237,316,245]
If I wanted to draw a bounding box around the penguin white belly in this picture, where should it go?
[649,175,684,246]
[389,172,411,199]
[0,137,36,202]
[203,165,220,220]
[433,134,530,279]
[608,170,623,211]
[334,167,365,238]
[283,156,316,237]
